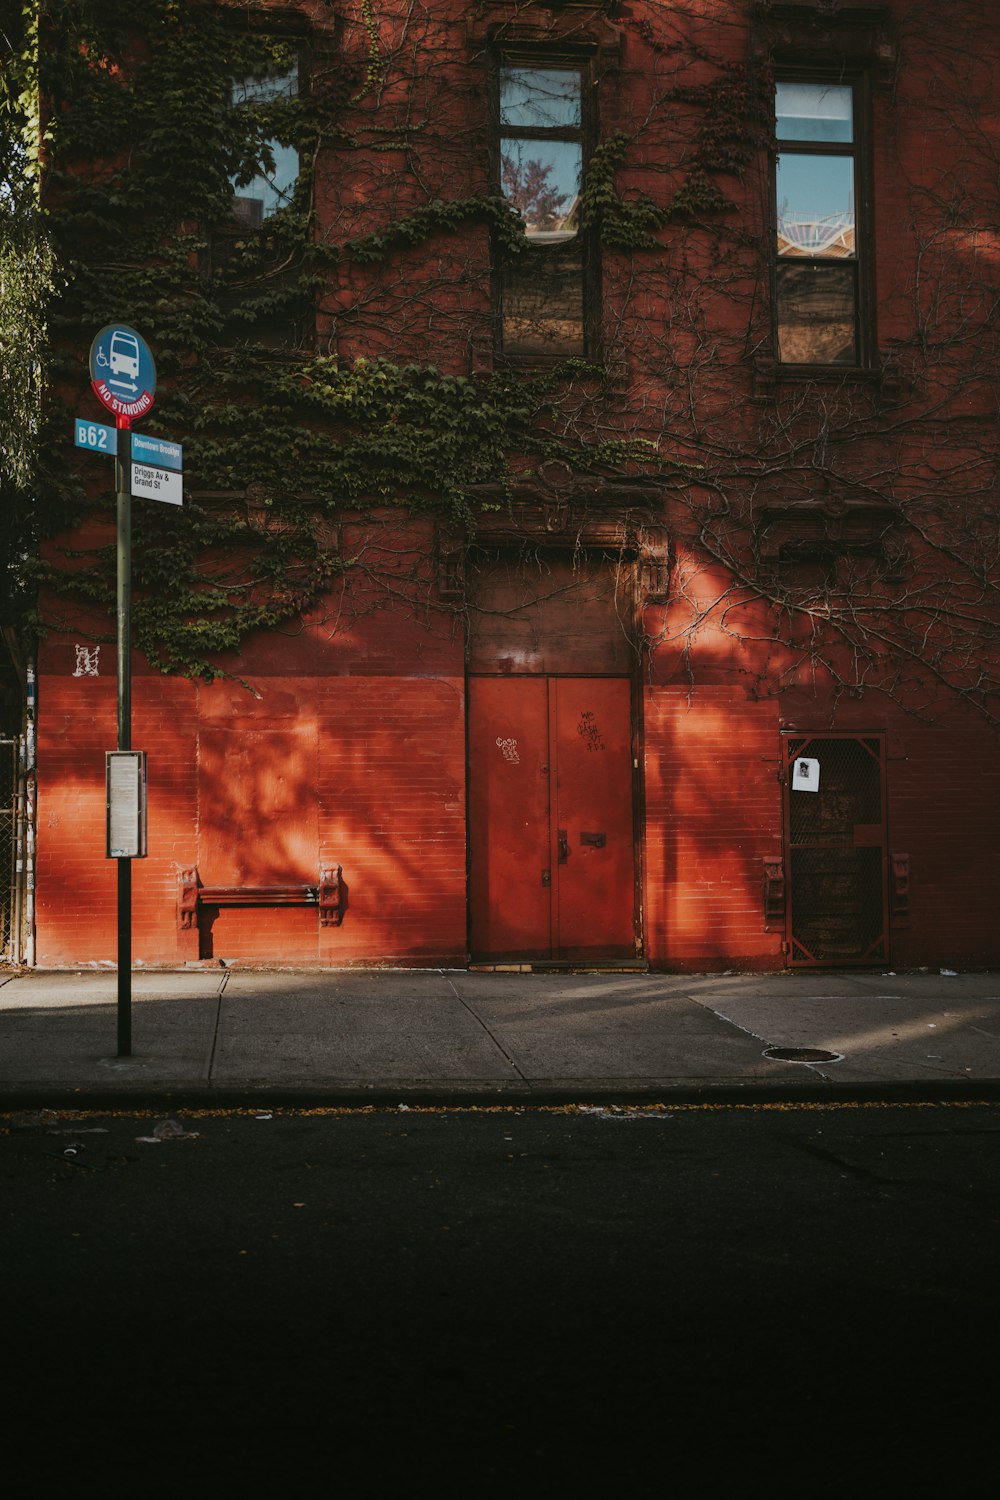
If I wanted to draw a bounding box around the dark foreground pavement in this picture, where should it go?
[6,1101,999,1490]
[2,964,1000,1106]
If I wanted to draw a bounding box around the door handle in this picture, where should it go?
[557,830,569,865]
[541,869,551,887]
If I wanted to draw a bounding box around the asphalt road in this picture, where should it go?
[4,1101,999,1490]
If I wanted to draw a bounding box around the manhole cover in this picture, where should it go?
[763,1046,842,1064]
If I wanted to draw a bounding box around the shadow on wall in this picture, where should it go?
[646,687,783,969]
[190,676,468,963]
[643,572,787,969]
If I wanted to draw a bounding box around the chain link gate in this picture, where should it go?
[782,734,889,966]
[0,738,22,962]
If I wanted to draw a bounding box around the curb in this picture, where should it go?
[4,1079,1000,1112]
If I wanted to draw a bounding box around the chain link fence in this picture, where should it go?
[0,739,22,961]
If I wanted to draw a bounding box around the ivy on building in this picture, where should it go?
[1,0,759,678]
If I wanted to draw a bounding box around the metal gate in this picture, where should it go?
[1,738,22,962]
[782,733,889,966]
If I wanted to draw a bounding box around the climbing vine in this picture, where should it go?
[0,1,55,692]
[6,0,732,678]
[4,0,998,722]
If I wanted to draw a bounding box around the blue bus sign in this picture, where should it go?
[74,418,118,456]
[89,324,156,421]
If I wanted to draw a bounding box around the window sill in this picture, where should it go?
[494,347,596,373]
[752,356,901,402]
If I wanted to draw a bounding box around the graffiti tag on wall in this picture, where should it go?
[73,645,101,677]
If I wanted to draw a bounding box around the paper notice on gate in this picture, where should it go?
[792,757,820,792]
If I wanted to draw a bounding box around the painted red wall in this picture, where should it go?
[641,554,1000,970]
[638,681,1000,972]
[641,687,784,972]
[37,594,1000,972]
[35,664,469,966]
[35,516,470,967]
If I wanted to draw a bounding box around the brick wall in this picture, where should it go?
[31,2,1000,973]
[35,552,469,966]
[35,645,1000,970]
[641,686,784,970]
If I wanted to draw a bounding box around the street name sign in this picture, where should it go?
[131,432,182,471]
[132,462,182,505]
[75,421,184,475]
[89,323,156,421]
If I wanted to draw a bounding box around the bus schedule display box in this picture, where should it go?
[106,751,148,859]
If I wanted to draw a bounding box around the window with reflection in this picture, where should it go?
[496,58,593,358]
[774,78,867,365]
[211,48,309,349]
[229,59,300,226]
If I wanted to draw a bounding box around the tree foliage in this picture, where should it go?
[0,0,55,655]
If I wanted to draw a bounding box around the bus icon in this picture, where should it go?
[109,330,140,385]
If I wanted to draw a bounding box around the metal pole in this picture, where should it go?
[115,424,132,1057]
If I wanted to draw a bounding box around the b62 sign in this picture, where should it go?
[75,419,119,455]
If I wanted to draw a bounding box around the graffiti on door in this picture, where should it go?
[577,711,605,752]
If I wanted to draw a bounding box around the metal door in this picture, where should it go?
[783,734,888,966]
[469,676,636,961]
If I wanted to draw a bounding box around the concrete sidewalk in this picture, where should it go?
[3,964,1000,1107]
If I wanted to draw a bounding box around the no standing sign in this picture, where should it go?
[89,323,157,421]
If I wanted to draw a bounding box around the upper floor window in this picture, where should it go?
[229,57,300,226]
[773,78,868,366]
[495,56,595,360]
[211,45,309,349]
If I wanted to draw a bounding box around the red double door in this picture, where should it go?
[468,676,637,962]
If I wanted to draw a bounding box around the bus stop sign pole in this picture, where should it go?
[89,324,157,1059]
[115,420,133,1057]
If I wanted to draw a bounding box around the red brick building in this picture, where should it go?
[28,0,1000,969]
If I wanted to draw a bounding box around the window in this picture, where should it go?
[773,77,868,366]
[229,58,300,226]
[495,56,595,359]
[212,46,309,349]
